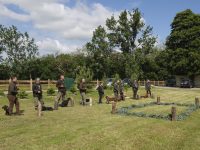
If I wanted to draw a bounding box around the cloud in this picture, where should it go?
[0,0,119,40]
[36,38,79,55]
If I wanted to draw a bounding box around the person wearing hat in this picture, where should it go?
[145,80,151,97]
[32,78,43,116]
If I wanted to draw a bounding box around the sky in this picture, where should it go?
[0,0,199,55]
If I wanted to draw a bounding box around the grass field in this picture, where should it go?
[0,86,200,150]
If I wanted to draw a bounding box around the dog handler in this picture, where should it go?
[54,75,66,110]
[7,76,20,115]
[32,78,43,116]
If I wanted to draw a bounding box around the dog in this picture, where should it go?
[42,106,54,111]
[2,105,9,115]
[140,95,148,98]
[59,97,74,107]
[106,96,117,104]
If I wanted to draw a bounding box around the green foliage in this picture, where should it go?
[18,90,28,99]
[165,9,200,77]
[0,25,38,77]
[47,88,55,96]
[113,73,120,83]
[75,66,93,83]
[70,84,77,94]
[0,90,4,96]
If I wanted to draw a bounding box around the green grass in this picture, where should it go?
[0,87,200,150]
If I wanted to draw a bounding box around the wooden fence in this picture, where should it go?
[0,79,165,91]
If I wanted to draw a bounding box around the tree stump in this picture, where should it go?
[171,107,176,121]
[157,96,161,104]
[111,102,117,114]
[195,97,199,109]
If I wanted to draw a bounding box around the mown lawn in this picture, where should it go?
[0,86,200,150]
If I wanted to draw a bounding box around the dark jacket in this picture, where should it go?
[132,82,139,90]
[97,85,104,95]
[56,79,66,93]
[32,83,42,98]
[8,81,18,96]
[113,83,119,93]
[145,82,151,90]
[119,83,124,94]
[79,82,86,93]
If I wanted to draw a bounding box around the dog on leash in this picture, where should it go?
[2,105,9,115]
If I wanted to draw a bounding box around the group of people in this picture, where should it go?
[5,75,152,116]
[132,79,152,99]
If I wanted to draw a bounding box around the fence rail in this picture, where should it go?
[0,79,165,91]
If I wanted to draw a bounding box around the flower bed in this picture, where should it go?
[116,102,199,121]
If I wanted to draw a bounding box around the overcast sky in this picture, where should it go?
[0,0,199,55]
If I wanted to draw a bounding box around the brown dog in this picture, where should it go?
[140,94,148,98]
[106,96,117,104]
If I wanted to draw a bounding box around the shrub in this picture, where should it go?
[0,90,5,96]
[70,85,77,94]
[18,90,28,99]
[47,88,55,96]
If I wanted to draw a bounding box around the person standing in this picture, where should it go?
[145,80,151,97]
[32,78,43,116]
[113,80,119,101]
[119,80,125,100]
[132,80,139,99]
[96,82,104,104]
[54,75,66,110]
[7,76,20,115]
[79,79,87,105]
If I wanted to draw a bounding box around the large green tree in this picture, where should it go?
[166,9,200,78]
[0,25,38,77]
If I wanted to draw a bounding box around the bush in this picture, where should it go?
[18,90,28,99]
[47,88,55,96]
[0,90,5,96]
[70,85,77,94]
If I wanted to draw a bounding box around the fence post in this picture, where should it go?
[195,97,199,109]
[111,101,117,114]
[48,79,50,89]
[30,78,33,91]
[157,96,161,104]
[171,107,176,121]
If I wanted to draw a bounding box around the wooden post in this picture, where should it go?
[154,81,155,86]
[48,79,50,89]
[171,107,176,121]
[111,101,117,114]
[195,97,199,108]
[30,78,33,91]
[158,81,160,86]
[157,96,160,104]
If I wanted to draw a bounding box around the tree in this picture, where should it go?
[86,26,111,79]
[165,9,200,78]
[106,9,145,54]
[0,25,38,77]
